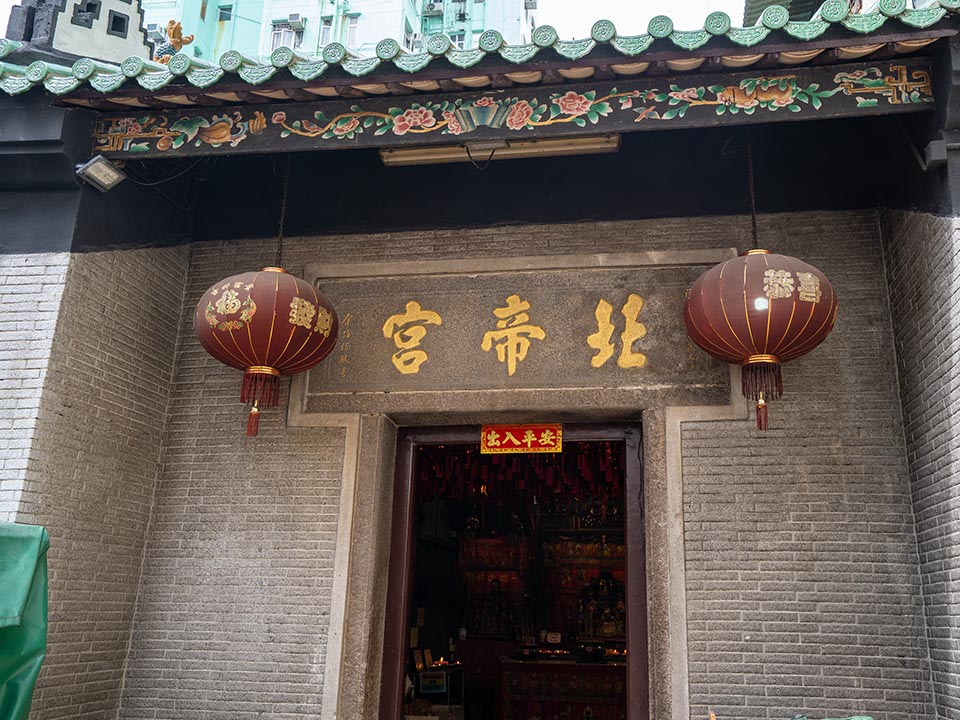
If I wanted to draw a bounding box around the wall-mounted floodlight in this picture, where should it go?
[76,155,126,192]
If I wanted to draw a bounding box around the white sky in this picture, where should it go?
[0,0,747,45]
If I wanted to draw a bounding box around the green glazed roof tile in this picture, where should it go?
[446,48,485,69]
[554,38,596,60]
[0,5,957,98]
[44,74,82,94]
[670,29,711,50]
[783,18,830,40]
[186,67,225,88]
[498,43,539,64]
[342,57,381,77]
[901,6,948,27]
[727,24,772,46]
[841,11,888,33]
[136,71,175,91]
[393,52,433,73]
[289,60,328,81]
[609,34,654,55]
[0,39,22,60]
[237,64,275,84]
[89,72,128,93]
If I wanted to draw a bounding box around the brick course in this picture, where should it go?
[881,211,960,720]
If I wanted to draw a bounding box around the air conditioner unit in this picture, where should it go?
[455,11,467,21]
[287,12,305,29]
[424,1,443,16]
[145,22,165,42]
[524,0,536,8]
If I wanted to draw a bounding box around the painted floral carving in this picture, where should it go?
[555,91,593,116]
[506,100,535,130]
[393,107,437,135]
[93,62,934,155]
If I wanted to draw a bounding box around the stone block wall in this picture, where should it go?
[0,253,69,522]
[881,211,960,720]
[17,247,189,720]
[682,213,933,720]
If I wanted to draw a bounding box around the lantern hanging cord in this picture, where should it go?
[276,157,291,268]
[746,132,759,250]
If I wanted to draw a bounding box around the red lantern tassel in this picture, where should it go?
[247,403,260,437]
[755,393,768,431]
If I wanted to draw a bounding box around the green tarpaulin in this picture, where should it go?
[0,523,48,720]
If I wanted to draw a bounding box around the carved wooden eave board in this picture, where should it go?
[0,1,953,159]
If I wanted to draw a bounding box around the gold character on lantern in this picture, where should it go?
[315,307,334,336]
[763,269,794,300]
[289,297,317,329]
[481,294,545,376]
[215,289,241,315]
[796,272,822,303]
[587,294,647,369]
[382,301,443,375]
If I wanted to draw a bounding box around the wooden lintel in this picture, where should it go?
[541,69,564,85]
[334,85,367,98]
[283,88,316,101]
[385,82,416,95]
[489,73,513,88]
[186,94,226,106]
[594,65,615,81]
[436,79,462,93]
[92,56,936,160]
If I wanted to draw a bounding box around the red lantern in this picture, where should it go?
[684,249,838,430]
[194,267,338,436]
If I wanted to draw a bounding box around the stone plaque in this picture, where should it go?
[299,253,730,416]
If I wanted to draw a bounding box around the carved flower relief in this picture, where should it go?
[443,111,464,135]
[555,91,592,116]
[473,96,497,107]
[272,111,287,124]
[393,107,437,136]
[505,100,535,130]
[333,117,360,136]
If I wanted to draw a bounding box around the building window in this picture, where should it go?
[320,18,332,46]
[346,16,359,48]
[450,32,465,49]
[271,23,303,50]
[70,0,100,28]
[106,9,129,37]
[218,5,232,21]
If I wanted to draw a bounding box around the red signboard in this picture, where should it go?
[480,424,562,454]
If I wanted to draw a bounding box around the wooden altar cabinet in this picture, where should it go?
[499,658,626,720]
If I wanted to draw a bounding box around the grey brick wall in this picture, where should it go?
[881,211,960,720]
[118,241,347,720]
[682,213,933,720]
[18,247,189,720]
[0,253,70,522]
[113,210,935,720]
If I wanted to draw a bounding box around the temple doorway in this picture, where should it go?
[381,425,647,720]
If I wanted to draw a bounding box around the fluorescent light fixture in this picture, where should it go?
[76,155,126,192]
[379,134,620,167]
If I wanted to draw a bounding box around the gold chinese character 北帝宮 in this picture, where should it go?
[481,294,546,376]
[382,301,443,374]
[796,272,822,303]
[587,293,647,369]
[763,269,794,300]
